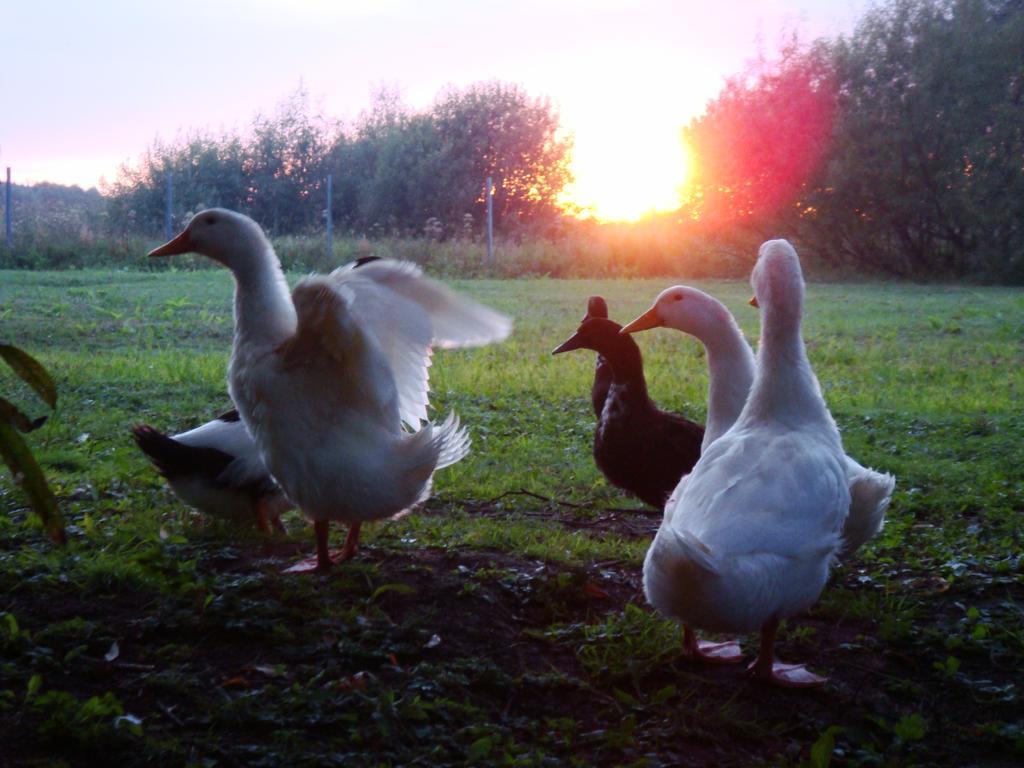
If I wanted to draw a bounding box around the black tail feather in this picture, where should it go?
[132,424,233,480]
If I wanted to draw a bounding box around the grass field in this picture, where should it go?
[1,268,1022,766]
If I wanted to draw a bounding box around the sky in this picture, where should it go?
[3,0,867,220]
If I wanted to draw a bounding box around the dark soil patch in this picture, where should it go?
[432,490,662,539]
[2,518,1022,766]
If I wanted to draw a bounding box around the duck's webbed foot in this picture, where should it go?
[682,625,743,664]
[283,520,336,573]
[747,620,827,688]
[747,659,827,687]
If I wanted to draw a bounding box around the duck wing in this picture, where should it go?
[322,260,511,428]
[281,276,403,427]
[654,409,705,459]
[329,259,512,349]
[841,458,894,556]
[677,431,849,560]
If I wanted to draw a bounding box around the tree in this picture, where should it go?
[431,81,573,234]
[330,88,453,234]
[244,87,338,233]
[681,0,1024,280]
[105,132,248,234]
[681,37,837,233]
[326,81,573,237]
[803,0,1024,278]
[106,87,337,236]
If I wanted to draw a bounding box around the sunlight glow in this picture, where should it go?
[561,123,691,222]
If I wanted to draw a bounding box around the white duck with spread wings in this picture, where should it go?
[149,209,511,572]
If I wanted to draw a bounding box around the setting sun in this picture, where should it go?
[561,123,692,222]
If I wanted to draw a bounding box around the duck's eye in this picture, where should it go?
[673,294,683,302]
[204,217,216,226]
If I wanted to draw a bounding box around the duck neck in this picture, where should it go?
[701,315,756,448]
[231,247,297,349]
[745,306,829,427]
[592,356,613,417]
[603,340,649,403]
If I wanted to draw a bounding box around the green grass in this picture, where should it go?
[1,269,1023,766]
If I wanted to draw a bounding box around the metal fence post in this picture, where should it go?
[326,173,333,262]
[485,175,494,267]
[164,172,173,240]
[5,167,12,247]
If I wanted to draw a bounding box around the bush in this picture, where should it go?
[0,218,763,278]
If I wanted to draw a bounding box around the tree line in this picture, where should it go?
[104,82,572,240]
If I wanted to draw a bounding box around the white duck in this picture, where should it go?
[620,287,756,664]
[149,209,511,572]
[623,285,893,554]
[624,275,894,670]
[133,409,291,533]
[623,240,890,686]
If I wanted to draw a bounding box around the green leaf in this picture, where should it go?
[0,345,57,409]
[0,396,47,433]
[894,713,927,742]
[369,583,417,602]
[2,612,18,640]
[809,725,844,768]
[26,674,42,699]
[933,655,960,677]
[466,736,493,761]
[612,687,638,707]
[0,421,65,544]
[651,684,677,704]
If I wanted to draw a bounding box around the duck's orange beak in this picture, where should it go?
[749,296,759,308]
[620,306,661,335]
[148,229,193,257]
